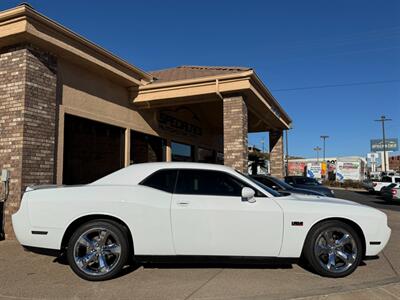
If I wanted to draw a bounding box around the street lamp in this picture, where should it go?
[374,115,392,172]
[320,135,329,162]
[313,146,322,162]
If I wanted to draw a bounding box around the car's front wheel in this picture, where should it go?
[303,220,363,277]
[66,220,129,281]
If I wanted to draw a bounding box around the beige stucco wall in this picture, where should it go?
[56,59,223,183]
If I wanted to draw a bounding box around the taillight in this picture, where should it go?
[392,189,397,195]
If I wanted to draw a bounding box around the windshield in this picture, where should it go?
[296,177,320,186]
[272,177,293,190]
[236,171,282,197]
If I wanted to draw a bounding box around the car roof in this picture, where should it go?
[91,162,237,185]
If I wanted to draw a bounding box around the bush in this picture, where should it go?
[323,180,363,189]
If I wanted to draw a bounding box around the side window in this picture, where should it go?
[140,169,178,193]
[175,170,246,196]
[255,177,274,188]
[382,176,392,183]
[285,178,294,185]
[395,178,400,183]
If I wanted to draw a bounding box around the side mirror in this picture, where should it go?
[242,187,256,203]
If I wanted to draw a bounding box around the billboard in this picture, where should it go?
[370,138,398,152]
[287,161,306,176]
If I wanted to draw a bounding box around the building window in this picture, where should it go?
[63,114,125,185]
[131,131,166,164]
[198,147,215,163]
[171,141,194,162]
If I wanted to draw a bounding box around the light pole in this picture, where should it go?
[260,138,265,153]
[374,116,392,172]
[313,146,322,162]
[320,135,329,162]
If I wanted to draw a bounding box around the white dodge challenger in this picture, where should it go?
[12,162,391,281]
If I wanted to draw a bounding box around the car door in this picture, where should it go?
[171,169,283,257]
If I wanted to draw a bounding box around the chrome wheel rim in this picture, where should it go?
[314,227,358,273]
[73,227,122,276]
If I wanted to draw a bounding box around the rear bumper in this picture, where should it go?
[12,204,62,251]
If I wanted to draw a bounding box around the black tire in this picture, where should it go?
[303,220,363,278]
[66,220,130,281]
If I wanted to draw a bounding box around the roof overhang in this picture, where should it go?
[134,71,292,131]
[0,5,153,86]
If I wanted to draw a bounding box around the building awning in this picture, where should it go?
[0,4,153,86]
[133,66,292,131]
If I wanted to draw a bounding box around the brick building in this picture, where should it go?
[0,4,292,238]
[389,155,400,171]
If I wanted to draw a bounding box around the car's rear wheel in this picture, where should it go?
[303,220,363,278]
[66,220,129,281]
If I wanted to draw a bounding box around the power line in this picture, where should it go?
[272,79,400,92]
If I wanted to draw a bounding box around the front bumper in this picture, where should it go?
[365,224,391,256]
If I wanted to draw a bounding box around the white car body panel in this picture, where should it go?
[12,162,391,259]
[171,193,283,256]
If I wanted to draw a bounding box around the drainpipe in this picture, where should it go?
[215,79,224,100]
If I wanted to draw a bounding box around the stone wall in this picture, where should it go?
[223,96,248,173]
[269,130,284,178]
[0,45,57,238]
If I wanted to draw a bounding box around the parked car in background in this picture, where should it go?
[284,176,335,197]
[12,163,390,280]
[381,183,400,202]
[362,179,375,193]
[251,175,325,196]
[372,176,400,193]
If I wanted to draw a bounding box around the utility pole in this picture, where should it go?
[313,146,322,162]
[374,116,392,172]
[260,138,265,153]
[320,135,329,162]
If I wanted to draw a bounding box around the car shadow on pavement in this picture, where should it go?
[53,254,293,277]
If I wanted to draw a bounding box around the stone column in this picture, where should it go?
[0,45,57,239]
[223,96,248,173]
[269,130,284,178]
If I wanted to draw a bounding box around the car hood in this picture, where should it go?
[283,193,362,207]
[289,187,324,196]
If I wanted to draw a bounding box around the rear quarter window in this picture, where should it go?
[140,169,178,193]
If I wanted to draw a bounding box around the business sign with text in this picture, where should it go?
[370,138,398,152]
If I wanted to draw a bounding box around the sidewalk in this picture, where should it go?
[295,282,400,299]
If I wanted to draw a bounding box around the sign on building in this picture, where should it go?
[287,161,306,176]
[336,161,364,182]
[370,138,398,152]
[306,162,322,179]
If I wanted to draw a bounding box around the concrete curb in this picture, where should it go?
[330,187,366,192]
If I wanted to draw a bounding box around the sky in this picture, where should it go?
[1,0,399,158]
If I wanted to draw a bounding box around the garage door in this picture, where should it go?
[63,114,125,184]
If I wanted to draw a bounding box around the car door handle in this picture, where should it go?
[177,201,190,206]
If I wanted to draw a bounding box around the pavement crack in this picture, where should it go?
[379,286,400,300]
[184,269,224,300]
[383,250,400,278]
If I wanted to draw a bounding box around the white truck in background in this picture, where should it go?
[371,175,400,193]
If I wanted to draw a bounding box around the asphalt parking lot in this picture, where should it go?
[0,190,399,300]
